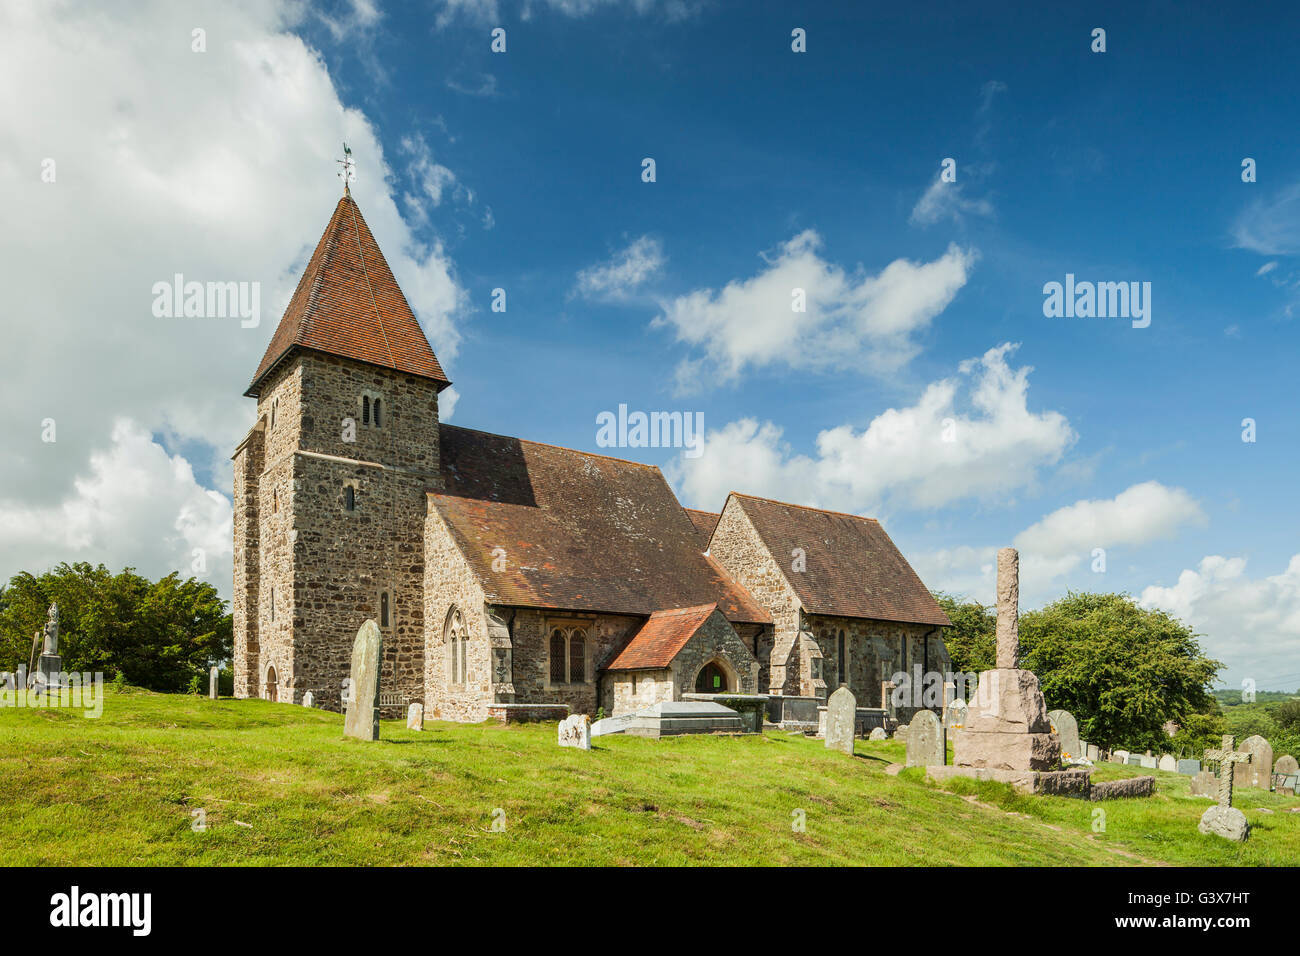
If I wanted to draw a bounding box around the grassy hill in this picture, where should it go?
[3,688,1298,866]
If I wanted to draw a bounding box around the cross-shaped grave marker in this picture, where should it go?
[1203,734,1252,810]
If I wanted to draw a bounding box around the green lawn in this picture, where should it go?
[3,688,1297,866]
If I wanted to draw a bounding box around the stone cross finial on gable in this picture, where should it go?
[995,548,1019,669]
[1203,735,1252,809]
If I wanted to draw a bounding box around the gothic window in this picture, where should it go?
[549,629,566,683]
[344,486,355,512]
[547,623,589,684]
[837,630,847,687]
[362,395,370,425]
[445,607,468,686]
[569,631,587,683]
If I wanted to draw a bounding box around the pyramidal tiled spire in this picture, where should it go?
[246,194,451,396]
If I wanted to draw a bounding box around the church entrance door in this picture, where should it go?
[695,660,729,694]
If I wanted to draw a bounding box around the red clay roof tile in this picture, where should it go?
[605,604,719,671]
[246,194,450,396]
[730,493,951,627]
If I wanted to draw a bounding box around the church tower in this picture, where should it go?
[232,192,451,712]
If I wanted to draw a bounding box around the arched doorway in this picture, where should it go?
[266,666,278,702]
[695,660,730,694]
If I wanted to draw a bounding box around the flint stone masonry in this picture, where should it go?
[824,686,856,755]
[486,703,570,723]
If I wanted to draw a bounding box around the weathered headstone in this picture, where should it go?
[1190,770,1217,797]
[1177,759,1201,776]
[1113,749,1130,764]
[824,686,856,755]
[558,713,592,750]
[407,702,424,730]
[301,691,314,708]
[209,666,219,700]
[894,722,910,743]
[1127,755,1143,766]
[1086,743,1100,762]
[1046,709,1080,759]
[1275,754,1298,794]
[868,727,887,741]
[906,709,945,768]
[1198,735,1252,842]
[1158,754,1177,773]
[1238,735,1274,790]
[943,698,968,730]
[343,620,382,741]
[1139,754,1158,770]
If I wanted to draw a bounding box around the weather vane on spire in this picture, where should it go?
[337,142,355,195]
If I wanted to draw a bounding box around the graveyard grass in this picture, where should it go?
[4,688,1298,866]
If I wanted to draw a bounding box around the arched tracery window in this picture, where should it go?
[548,624,588,684]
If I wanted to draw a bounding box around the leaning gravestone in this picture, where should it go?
[558,713,592,750]
[906,710,945,768]
[1046,710,1080,759]
[209,666,219,700]
[824,686,856,756]
[343,620,382,741]
[301,691,314,708]
[1238,735,1274,790]
[1178,759,1201,776]
[407,703,424,731]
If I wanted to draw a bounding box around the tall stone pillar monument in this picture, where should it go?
[953,549,1061,771]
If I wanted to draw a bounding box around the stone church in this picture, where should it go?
[232,192,952,722]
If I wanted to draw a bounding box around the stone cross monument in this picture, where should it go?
[1198,735,1252,842]
[952,548,1061,772]
[995,548,1018,669]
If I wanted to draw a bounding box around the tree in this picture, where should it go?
[1276,699,1300,731]
[0,563,231,693]
[932,591,996,674]
[1019,592,1222,752]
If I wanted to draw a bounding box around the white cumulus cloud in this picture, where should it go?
[573,235,665,300]
[654,231,975,391]
[669,342,1073,514]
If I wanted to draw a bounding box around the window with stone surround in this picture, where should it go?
[359,391,385,429]
[546,622,590,686]
[445,607,468,686]
[379,590,391,629]
[837,630,847,688]
[343,483,356,513]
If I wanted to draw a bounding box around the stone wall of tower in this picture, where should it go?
[254,362,302,704]
[231,421,264,699]
[422,505,493,722]
[286,352,442,714]
[708,499,804,695]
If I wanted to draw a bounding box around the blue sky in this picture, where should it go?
[4,0,1300,689]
